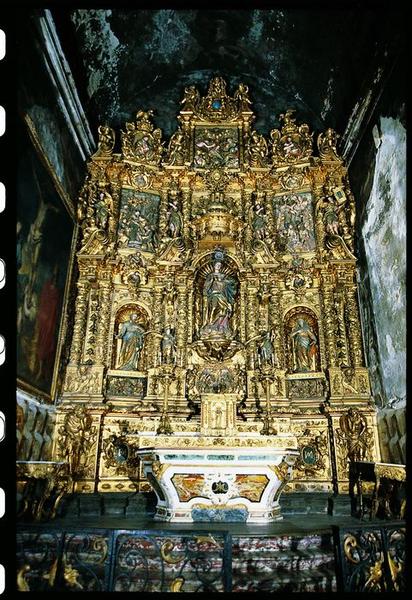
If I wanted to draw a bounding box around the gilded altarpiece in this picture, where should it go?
[53,77,380,505]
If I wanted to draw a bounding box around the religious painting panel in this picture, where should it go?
[284,307,321,373]
[193,127,239,169]
[273,192,316,253]
[117,189,160,251]
[17,128,75,399]
[112,305,149,372]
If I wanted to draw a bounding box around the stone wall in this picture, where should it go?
[349,57,406,463]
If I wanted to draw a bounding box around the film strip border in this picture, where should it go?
[0,19,10,596]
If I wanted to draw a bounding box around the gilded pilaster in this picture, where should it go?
[69,278,90,364]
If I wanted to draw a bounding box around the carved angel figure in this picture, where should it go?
[92,125,115,159]
[234,83,252,111]
[181,86,200,110]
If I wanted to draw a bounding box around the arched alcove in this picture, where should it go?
[192,252,240,343]
[284,307,321,373]
[112,304,149,371]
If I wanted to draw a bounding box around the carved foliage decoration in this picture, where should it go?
[106,376,146,398]
[181,76,247,122]
[102,433,139,476]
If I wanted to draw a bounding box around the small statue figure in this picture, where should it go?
[258,330,276,368]
[161,327,176,365]
[339,408,368,462]
[166,128,186,165]
[92,125,115,159]
[167,198,183,238]
[248,130,268,167]
[279,108,297,130]
[323,198,341,236]
[234,83,252,111]
[250,194,268,240]
[94,186,113,231]
[181,85,200,111]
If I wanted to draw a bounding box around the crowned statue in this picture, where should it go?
[200,260,237,340]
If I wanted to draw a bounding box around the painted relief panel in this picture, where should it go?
[171,474,206,502]
[193,127,239,169]
[17,129,74,398]
[273,192,315,252]
[118,189,160,251]
[196,367,237,393]
[235,475,269,502]
[106,376,147,398]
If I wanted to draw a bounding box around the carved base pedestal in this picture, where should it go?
[137,444,299,523]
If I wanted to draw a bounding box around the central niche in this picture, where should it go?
[192,249,240,360]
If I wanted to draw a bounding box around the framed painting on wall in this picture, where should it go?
[17,123,76,401]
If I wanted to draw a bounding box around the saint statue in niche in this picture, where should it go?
[167,200,183,238]
[251,196,267,240]
[116,312,146,371]
[161,327,176,365]
[290,317,318,372]
[200,261,237,339]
